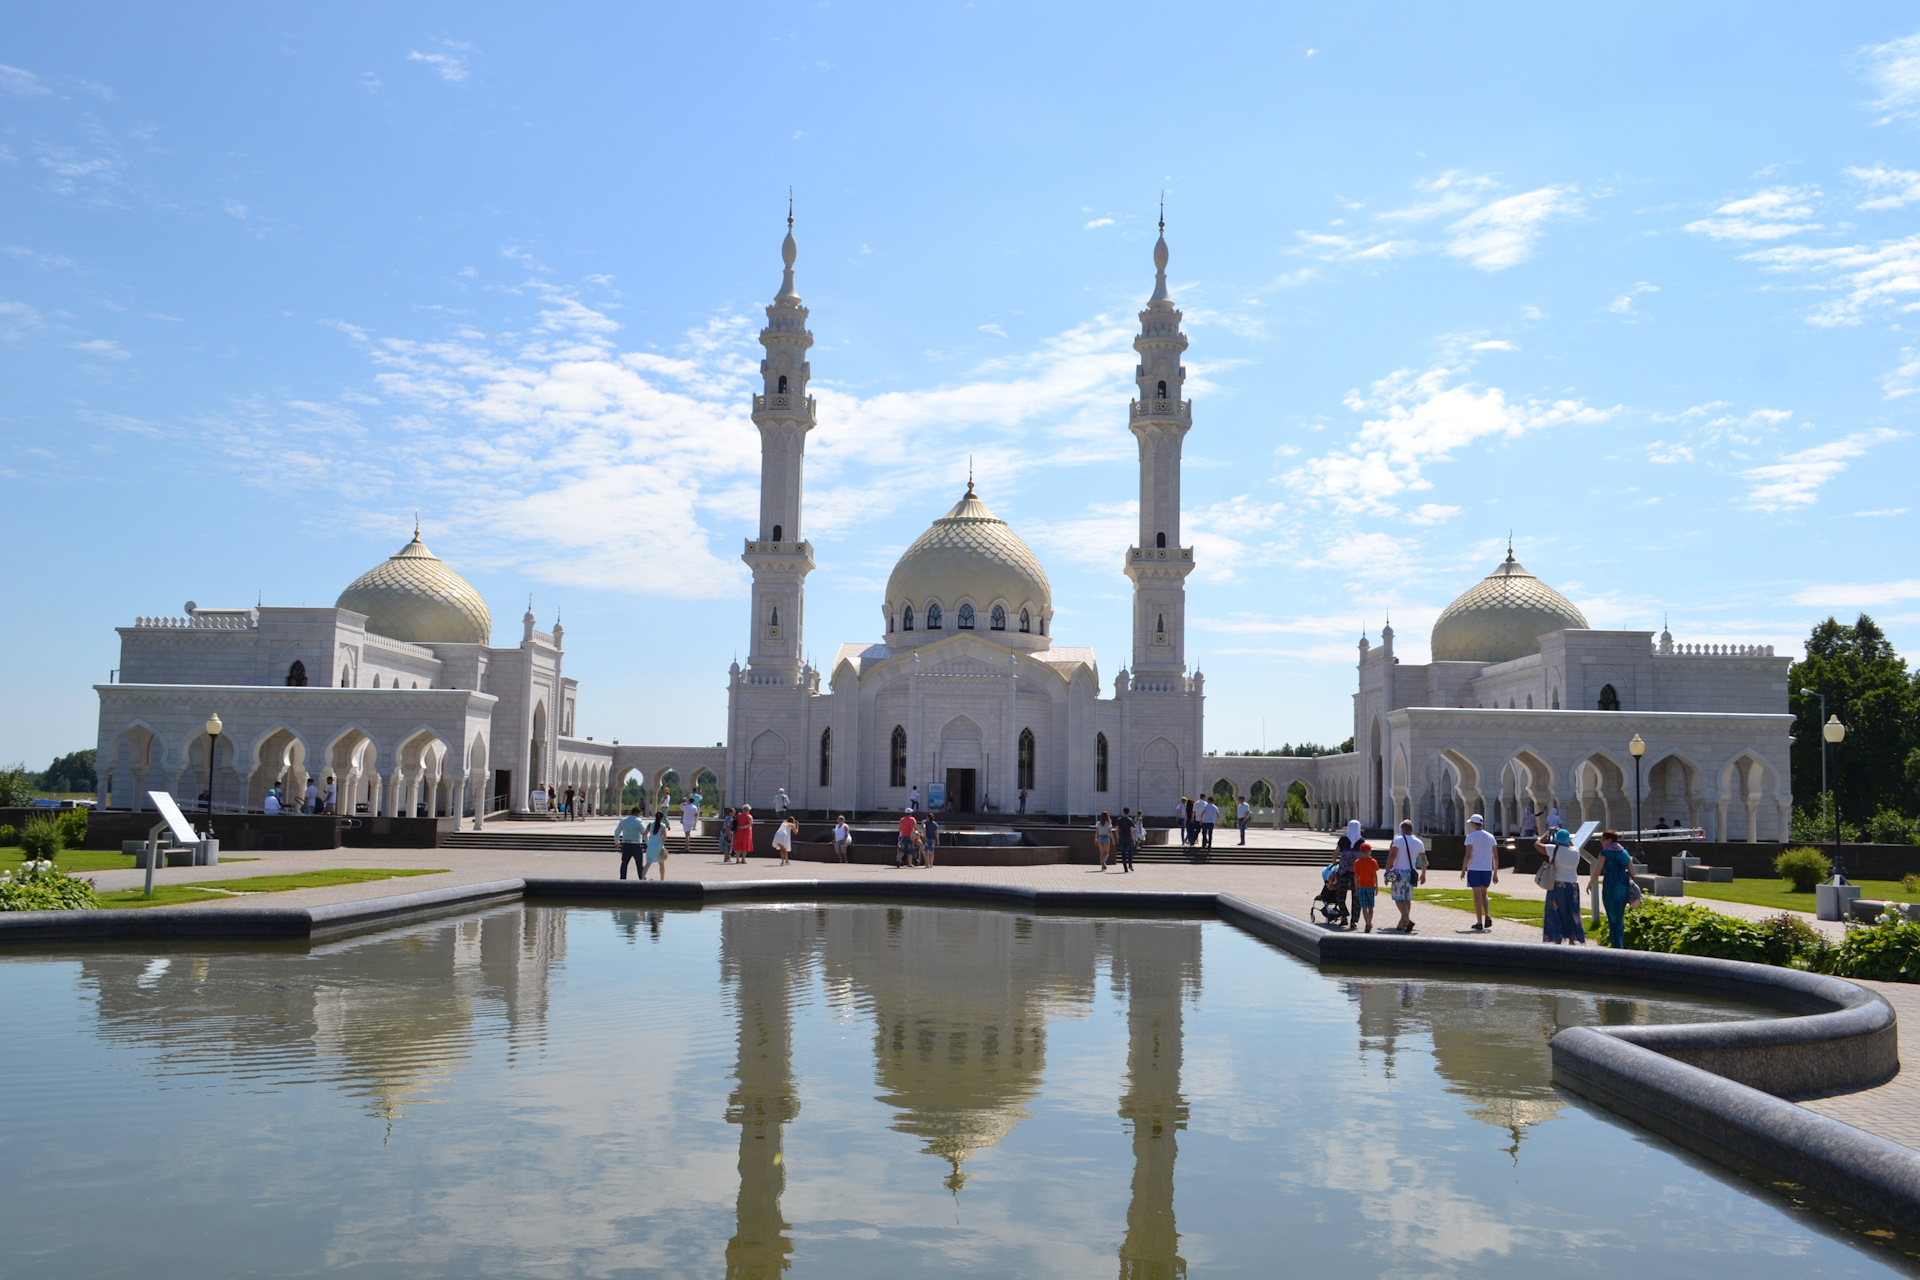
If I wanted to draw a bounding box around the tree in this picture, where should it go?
[38,749,96,795]
[0,764,34,808]
[1788,614,1920,828]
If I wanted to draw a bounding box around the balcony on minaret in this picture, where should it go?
[753,393,816,414]
[1127,544,1193,565]
[1129,398,1191,420]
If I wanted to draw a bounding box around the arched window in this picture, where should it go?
[769,606,780,632]
[1156,531,1167,548]
[819,727,832,787]
[957,603,975,630]
[777,374,788,394]
[372,675,381,688]
[1095,733,1109,792]
[1019,608,1031,633]
[286,660,307,687]
[1157,613,1166,635]
[1551,688,1561,710]
[339,667,350,688]
[927,603,943,630]
[1598,683,1621,711]
[1157,379,1167,397]
[772,523,782,542]
[990,604,1006,631]
[1017,728,1036,791]
[887,609,895,634]
[1526,694,1534,709]
[1038,614,1044,635]
[890,726,907,788]
[903,604,915,631]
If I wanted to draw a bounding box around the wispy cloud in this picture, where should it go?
[1444,185,1581,270]
[0,299,42,338]
[1887,348,1920,399]
[1849,165,1920,209]
[1083,217,1113,229]
[70,338,130,361]
[1864,29,1920,125]
[1607,282,1659,315]
[1740,427,1902,511]
[1683,186,1820,241]
[1742,232,1920,326]
[1294,172,1578,272]
[1792,577,1920,607]
[0,64,50,97]
[408,41,473,83]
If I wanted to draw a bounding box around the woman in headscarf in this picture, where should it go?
[1538,826,1587,944]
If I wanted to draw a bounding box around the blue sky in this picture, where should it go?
[4,3,1919,768]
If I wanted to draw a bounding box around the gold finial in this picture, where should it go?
[788,185,793,230]
[967,454,974,496]
[413,509,420,538]
[1159,190,1165,233]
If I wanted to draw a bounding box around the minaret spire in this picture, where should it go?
[1125,210,1195,675]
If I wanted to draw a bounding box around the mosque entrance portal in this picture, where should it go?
[945,768,977,814]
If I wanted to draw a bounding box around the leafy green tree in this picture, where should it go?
[1789,615,1920,829]
[0,765,35,808]
[38,749,96,795]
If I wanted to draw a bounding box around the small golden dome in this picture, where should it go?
[884,485,1051,648]
[337,532,491,646]
[1430,552,1587,664]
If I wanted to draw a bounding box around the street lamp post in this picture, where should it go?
[1629,734,1646,866]
[1799,687,1847,883]
[203,712,223,831]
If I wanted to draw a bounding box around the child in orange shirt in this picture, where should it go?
[1351,846,1380,933]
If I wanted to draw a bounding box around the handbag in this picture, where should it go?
[1534,857,1556,891]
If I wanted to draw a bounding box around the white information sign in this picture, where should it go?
[147,791,201,845]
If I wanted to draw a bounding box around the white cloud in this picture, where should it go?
[4,245,75,270]
[1378,171,1500,224]
[1083,217,1113,229]
[1792,577,1920,607]
[0,64,50,97]
[70,338,130,361]
[223,199,249,220]
[1886,348,1920,399]
[1606,282,1659,315]
[0,299,42,338]
[408,45,471,82]
[1287,362,1614,514]
[1444,186,1581,270]
[1683,187,1820,241]
[1864,30,1920,124]
[1848,165,1920,209]
[1739,427,1902,511]
[1468,339,1517,351]
[1742,232,1920,326]
[1847,507,1909,518]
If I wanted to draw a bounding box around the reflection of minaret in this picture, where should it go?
[1111,921,1201,1280]
[722,909,817,1278]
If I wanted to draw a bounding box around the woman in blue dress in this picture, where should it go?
[1538,827,1586,944]
[1589,830,1635,948]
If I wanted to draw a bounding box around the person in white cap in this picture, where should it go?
[1461,813,1499,931]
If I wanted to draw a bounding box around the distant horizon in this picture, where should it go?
[4,3,1917,766]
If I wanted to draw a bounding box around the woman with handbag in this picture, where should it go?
[1095,811,1113,871]
[1537,828,1587,944]
[1385,820,1425,933]
[1590,830,1636,948]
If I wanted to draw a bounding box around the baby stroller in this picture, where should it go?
[1311,863,1351,928]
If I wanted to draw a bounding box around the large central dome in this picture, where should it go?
[336,531,492,646]
[884,485,1052,649]
[1430,552,1588,664]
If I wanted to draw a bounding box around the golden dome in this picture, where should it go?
[1430,552,1587,664]
[337,532,491,646]
[884,484,1051,649]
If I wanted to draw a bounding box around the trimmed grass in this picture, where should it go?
[96,868,446,910]
[1413,887,1545,925]
[0,849,259,873]
[1683,878,1920,914]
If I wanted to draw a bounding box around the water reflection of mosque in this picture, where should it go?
[720,905,1202,1279]
[79,905,564,1129]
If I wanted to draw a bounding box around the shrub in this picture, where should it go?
[0,763,35,808]
[1792,806,1859,845]
[1621,900,1828,970]
[1775,846,1833,892]
[1828,914,1920,984]
[0,824,14,846]
[1864,807,1920,846]
[0,859,100,911]
[53,807,88,848]
[17,817,63,861]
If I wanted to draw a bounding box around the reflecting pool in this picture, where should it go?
[0,903,1911,1277]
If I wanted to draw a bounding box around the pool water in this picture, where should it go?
[0,903,1910,1277]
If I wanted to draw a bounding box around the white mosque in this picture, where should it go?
[722,215,1205,817]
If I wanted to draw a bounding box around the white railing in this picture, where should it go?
[752,393,816,414]
[1128,546,1193,562]
[1129,398,1191,419]
[1657,642,1775,657]
[132,611,257,630]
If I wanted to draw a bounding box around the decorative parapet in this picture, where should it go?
[1127,546,1193,564]
[131,610,258,630]
[1129,398,1191,419]
[752,393,817,414]
[741,540,813,556]
[1128,675,1197,694]
[1656,642,1777,657]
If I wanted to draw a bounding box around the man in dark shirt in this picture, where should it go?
[921,814,940,867]
[1115,808,1136,873]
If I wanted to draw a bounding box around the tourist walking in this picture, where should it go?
[264,787,282,816]
[1352,840,1379,932]
[1334,833,1359,928]
[1199,797,1216,850]
[564,785,576,819]
[1095,811,1113,871]
[1236,795,1250,845]
[922,813,939,867]
[1385,820,1425,933]
[732,805,754,860]
[1522,806,1537,839]
[1116,807,1137,872]
[1538,827,1586,944]
[832,814,851,863]
[774,787,789,819]
[324,775,337,815]
[1591,830,1634,948]
[615,806,647,880]
[896,812,916,868]
[1018,787,1028,815]
[772,815,795,867]
[1461,813,1499,931]
[645,809,668,880]
[909,784,920,813]
[1178,797,1194,848]
[718,806,738,863]
[681,794,701,854]
[303,780,320,814]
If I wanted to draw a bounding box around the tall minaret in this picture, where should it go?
[1125,209,1195,676]
[742,203,817,681]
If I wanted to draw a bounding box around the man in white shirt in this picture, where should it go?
[303,781,320,814]
[324,776,337,815]
[832,815,851,863]
[1387,820,1425,933]
[263,788,281,816]
[1460,813,1500,932]
[1199,798,1217,850]
[681,796,700,854]
[1236,796,1251,845]
[908,784,920,813]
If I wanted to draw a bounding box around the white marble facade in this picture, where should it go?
[724,217,1205,817]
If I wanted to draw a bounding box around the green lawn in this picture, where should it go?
[1,848,259,873]
[96,868,446,909]
[1413,887,1545,925]
[1683,878,1920,914]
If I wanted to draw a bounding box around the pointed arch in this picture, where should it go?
[889,725,908,789]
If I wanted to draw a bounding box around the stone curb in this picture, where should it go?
[5,875,1917,1234]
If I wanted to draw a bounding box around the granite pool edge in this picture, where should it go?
[5,874,1917,1235]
